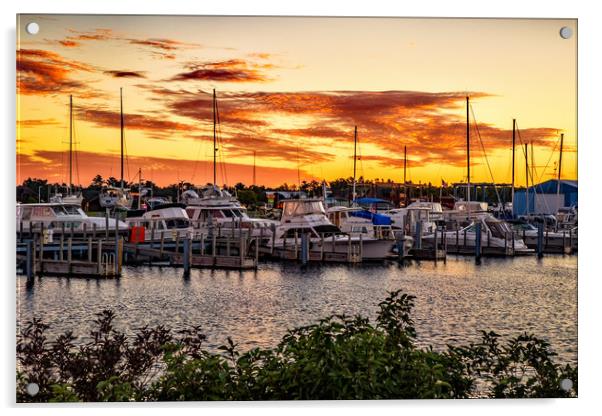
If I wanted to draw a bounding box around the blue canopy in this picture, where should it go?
[349,209,392,226]
[353,197,390,205]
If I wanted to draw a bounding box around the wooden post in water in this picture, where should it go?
[347,234,351,262]
[212,233,217,260]
[92,223,97,239]
[414,222,422,249]
[59,234,64,261]
[255,236,259,263]
[294,231,298,259]
[301,232,308,265]
[67,238,72,274]
[474,222,482,263]
[88,237,92,262]
[537,222,544,258]
[359,232,363,261]
[183,238,191,276]
[97,240,103,273]
[26,240,34,280]
[320,233,324,260]
[39,230,45,274]
[239,233,245,264]
[105,208,110,239]
[116,237,123,276]
[270,223,276,255]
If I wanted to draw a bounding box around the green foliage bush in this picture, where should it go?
[16,291,577,401]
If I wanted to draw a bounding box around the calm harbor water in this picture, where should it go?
[17,255,578,365]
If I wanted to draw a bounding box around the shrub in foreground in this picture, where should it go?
[16,291,577,401]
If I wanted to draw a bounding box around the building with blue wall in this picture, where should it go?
[513,179,577,216]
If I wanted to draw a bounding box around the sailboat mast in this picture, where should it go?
[531,142,535,186]
[403,145,407,206]
[352,125,357,202]
[466,96,471,204]
[69,95,73,193]
[253,150,256,186]
[511,119,516,207]
[138,168,142,210]
[213,89,217,186]
[120,87,124,190]
[525,143,529,215]
[557,133,564,196]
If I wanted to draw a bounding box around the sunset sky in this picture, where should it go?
[16,15,577,187]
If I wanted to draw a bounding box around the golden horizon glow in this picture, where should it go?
[17,15,577,187]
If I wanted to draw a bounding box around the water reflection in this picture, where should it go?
[17,255,577,364]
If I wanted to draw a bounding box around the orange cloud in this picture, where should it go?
[17,49,95,96]
[104,70,146,79]
[171,59,273,83]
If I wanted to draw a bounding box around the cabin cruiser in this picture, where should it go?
[385,201,444,235]
[508,221,577,251]
[555,206,578,230]
[272,199,405,260]
[125,203,193,241]
[49,190,84,206]
[16,202,126,235]
[327,205,414,256]
[99,186,133,209]
[423,213,532,255]
[182,185,277,242]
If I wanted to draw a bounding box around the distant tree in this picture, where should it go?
[237,189,257,206]
[90,175,104,188]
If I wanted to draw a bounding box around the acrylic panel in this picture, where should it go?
[16,15,577,402]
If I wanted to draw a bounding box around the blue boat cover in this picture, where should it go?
[353,197,389,205]
[349,209,392,225]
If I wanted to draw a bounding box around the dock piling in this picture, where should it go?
[475,223,482,263]
[537,222,544,258]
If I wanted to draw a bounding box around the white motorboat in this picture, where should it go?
[273,199,400,260]
[99,186,133,209]
[125,203,193,241]
[16,202,127,235]
[385,201,444,235]
[183,185,277,242]
[49,191,84,206]
[423,213,532,255]
[509,221,577,251]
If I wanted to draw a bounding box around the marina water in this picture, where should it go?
[17,255,577,365]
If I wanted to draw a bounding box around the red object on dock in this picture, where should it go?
[129,226,145,243]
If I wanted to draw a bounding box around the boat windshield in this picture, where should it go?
[63,205,83,216]
[165,219,190,229]
[487,221,512,238]
[283,201,325,218]
[51,206,69,216]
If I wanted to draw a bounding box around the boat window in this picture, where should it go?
[20,207,32,221]
[51,206,69,216]
[351,226,369,234]
[222,209,235,218]
[284,228,308,238]
[166,219,190,229]
[313,224,341,235]
[63,205,83,215]
[487,221,509,238]
[212,210,225,219]
[231,209,243,218]
[32,206,54,217]
[283,201,325,217]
